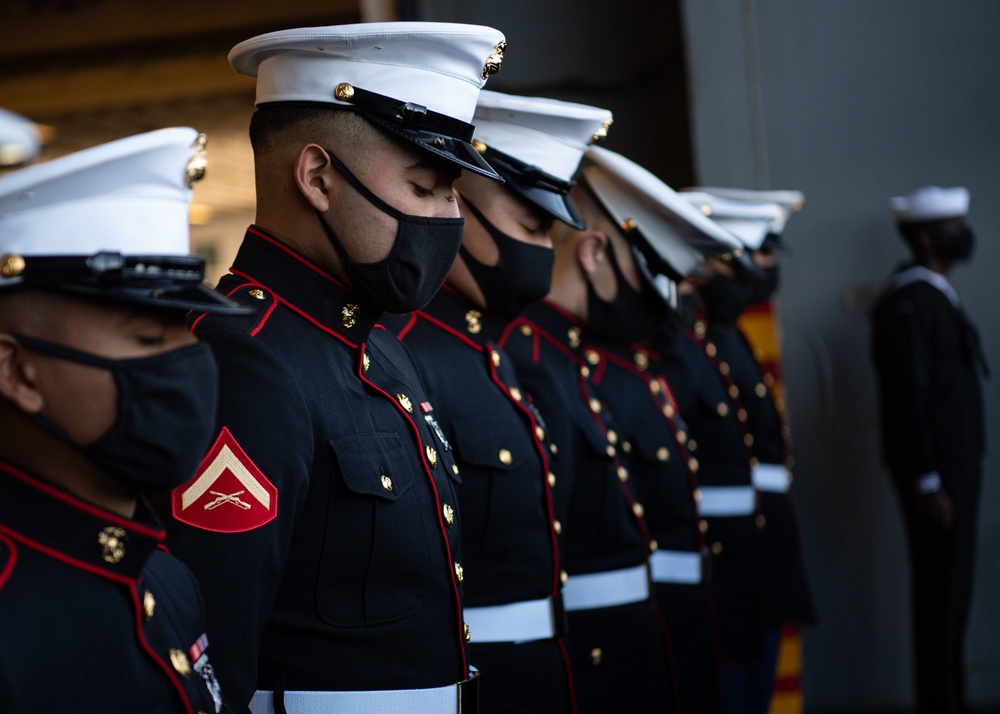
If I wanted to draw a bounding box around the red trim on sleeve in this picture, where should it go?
[0,529,18,589]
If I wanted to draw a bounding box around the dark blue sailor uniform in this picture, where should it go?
[497,300,676,714]
[0,460,227,714]
[697,318,816,631]
[157,227,469,711]
[390,285,573,714]
[871,270,986,714]
[657,328,764,667]
[586,338,722,714]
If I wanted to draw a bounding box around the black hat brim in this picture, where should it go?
[365,116,503,181]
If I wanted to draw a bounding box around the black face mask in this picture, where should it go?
[318,149,466,314]
[698,263,778,325]
[14,334,219,495]
[457,198,554,320]
[934,225,975,263]
[587,242,671,344]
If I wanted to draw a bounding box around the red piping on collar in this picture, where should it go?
[247,226,350,290]
[0,523,141,586]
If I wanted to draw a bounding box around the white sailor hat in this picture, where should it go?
[229,22,507,180]
[890,186,969,223]
[0,109,40,168]
[470,90,613,229]
[0,127,245,314]
[582,147,743,280]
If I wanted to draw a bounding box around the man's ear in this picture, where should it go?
[577,230,609,276]
[293,144,337,213]
[0,335,44,415]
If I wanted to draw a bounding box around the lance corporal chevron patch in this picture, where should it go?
[171,427,278,533]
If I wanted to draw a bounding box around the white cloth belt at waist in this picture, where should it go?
[249,679,470,714]
[698,485,756,516]
[752,463,791,493]
[649,549,703,584]
[562,564,650,611]
[464,596,557,643]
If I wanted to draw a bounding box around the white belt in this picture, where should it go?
[698,485,756,516]
[649,549,703,584]
[562,564,650,611]
[250,675,476,714]
[752,463,791,493]
[464,596,558,643]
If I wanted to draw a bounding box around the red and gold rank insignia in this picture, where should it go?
[171,427,277,533]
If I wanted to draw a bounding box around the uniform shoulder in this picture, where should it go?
[191,279,279,338]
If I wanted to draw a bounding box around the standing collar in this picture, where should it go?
[418,284,506,348]
[0,460,163,583]
[516,299,592,360]
[232,226,382,345]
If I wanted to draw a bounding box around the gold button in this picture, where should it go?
[607,429,618,445]
[0,254,26,278]
[535,425,545,441]
[519,324,533,336]
[425,445,438,468]
[649,539,658,552]
[499,448,513,465]
[396,393,413,413]
[694,321,707,338]
[443,503,455,527]
[705,343,717,357]
[548,472,557,488]
[341,303,359,328]
[617,465,629,482]
[98,526,127,564]
[688,439,698,452]
[464,623,472,643]
[452,463,461,476]
[362,352,371,375]
[567,326,582,348]
[755,383,768,398]
[756,514,767,529]
[719,362,731,376]
[591,647,603,665]
[656,446,670,462]
[454,562,464,582]
[169,648,191,678]
[693,489,703,502]
[632,502,644,518]
[699,519,709,533]
[662,404,675,418]
[380,474,393,492]
[744,434,755,447]
[508,387,522,402]
[634,352,649,371]
[764,373,775,387]
[560,570,568,585]
[738,408,748,422]
[580,366,591,379]
[334,82,355,100]
[711,541,723,556]
[589,398,601,414]
[717,402,729,417]
[621,440,632,454]
[649,380,661,395]
[248,288,266,300]
[550,443,559,455]
[472,139,488,153]
[688,457,699,473]
[605,445,616,458]
[554,520,562,534]
[729,385,740,399]
[676,431,687,445]
[491,350,501,367]
[585,350,600,365]
[143,591,156,621]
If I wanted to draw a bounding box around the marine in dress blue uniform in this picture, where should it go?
[0,128,241,713]
[157,23,507,714]
[871,186,986,714]
[388,92,613,714]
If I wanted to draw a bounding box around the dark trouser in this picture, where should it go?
[656,581,722,714]
[719,627,779,714]
[899,465,981,714]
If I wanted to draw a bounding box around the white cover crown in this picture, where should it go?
[680,192,785,250]
[583,147,742,277]
[229,22,506,125]
[890,186,969,222]
[0,127,200,286]
[472,90,612,181]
